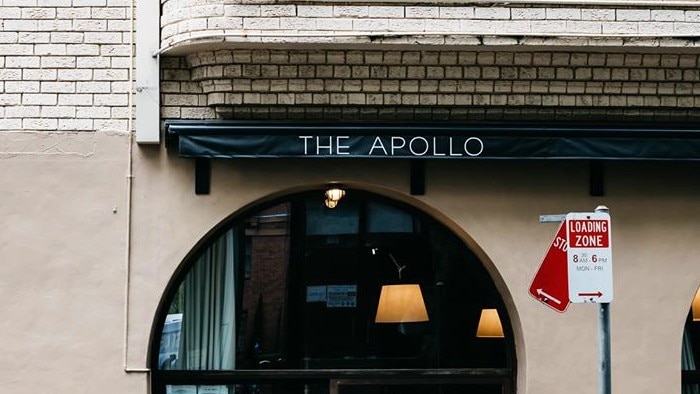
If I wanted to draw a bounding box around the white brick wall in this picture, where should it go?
[0,0,133,133]
[160,1,700,51]
[3,0,700,133]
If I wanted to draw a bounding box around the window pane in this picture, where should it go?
[306,198,359,235]
[682,383,700,394]
[337,384,504,394]
[682,299,699,392]
[684,315,700,372]
[166,384,326,394]
[367,202,414,233]
[239,205,292,369]
[159,228,239,370]
[159,313,182,369]
[158,204,293,371]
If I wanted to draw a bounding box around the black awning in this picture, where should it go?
[165,121,700,161]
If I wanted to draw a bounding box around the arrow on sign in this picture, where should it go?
[566,211,613,303]
[536,288,562,305]
[578,291,603,298]
[528,222,571,313]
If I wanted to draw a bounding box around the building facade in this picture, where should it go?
[1,1,700,394]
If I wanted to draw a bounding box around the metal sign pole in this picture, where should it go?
[595,205,612,394]
[599,302,612,394]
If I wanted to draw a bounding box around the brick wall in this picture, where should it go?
[160,1,700,51]
[161,49,700,122]
[161,56,217,120]
[0,0,133,133]
[3,1,699,132]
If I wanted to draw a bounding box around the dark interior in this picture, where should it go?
[155,190,514,394]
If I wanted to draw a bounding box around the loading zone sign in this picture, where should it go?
[566,212,613,303]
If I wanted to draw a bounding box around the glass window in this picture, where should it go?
[306,198,359,236]
[153,190,514,394]
[366,202,415,233]
[683,287,700,393]
[166,384,324,394]
[162,228,240,370]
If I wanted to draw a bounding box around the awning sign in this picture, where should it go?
[166,121,700,161]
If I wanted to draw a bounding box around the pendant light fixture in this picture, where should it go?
[476,308,504,338]
[324,187,345,209]
[375,284,429,323]
[374,252,429,323]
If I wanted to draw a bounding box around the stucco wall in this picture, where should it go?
[0,125,698,394]
[0,131,145,393]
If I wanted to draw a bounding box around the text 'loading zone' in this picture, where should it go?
[566,212,613,304]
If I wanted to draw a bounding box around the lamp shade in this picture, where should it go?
[375,284,429,323]
[693,287,700,322]
[476,308,504,338]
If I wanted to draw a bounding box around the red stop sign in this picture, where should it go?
[529,222,571,313]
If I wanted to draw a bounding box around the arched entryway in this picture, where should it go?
[150,189,516,394]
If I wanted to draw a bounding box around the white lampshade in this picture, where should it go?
[375,284,429,323]
[476,308,504,338]
[693,287,700,322]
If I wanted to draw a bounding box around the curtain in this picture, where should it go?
[683,326,699,394]
[177,228,238,370]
